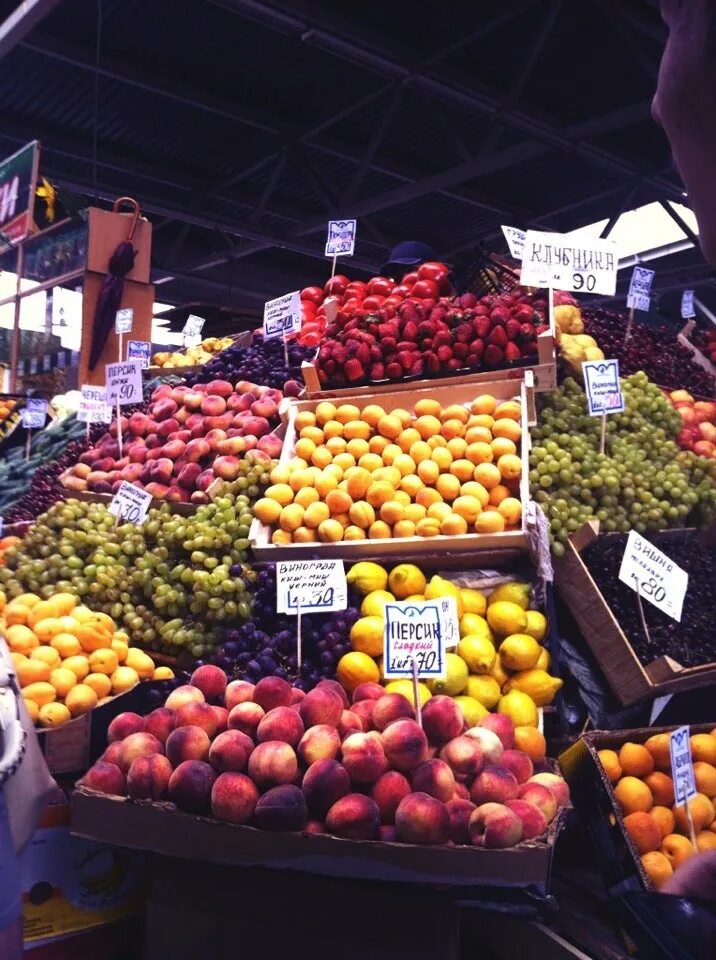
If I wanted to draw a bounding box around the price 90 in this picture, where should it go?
[572,271,596,292]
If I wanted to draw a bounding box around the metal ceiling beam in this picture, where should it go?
[660,199,699,247]
[0,0,63,58]
[595,0,660,79]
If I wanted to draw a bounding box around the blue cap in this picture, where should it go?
[381,240,437,276]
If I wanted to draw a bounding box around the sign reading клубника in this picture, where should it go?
[520,230,618,295]
[382,597,459,680]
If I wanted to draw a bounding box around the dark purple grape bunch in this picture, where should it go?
[194,333,315,391]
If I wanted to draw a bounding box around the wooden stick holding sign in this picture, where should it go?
[296,600,302,672]
[599,413,606,455]
[411,658,422,728]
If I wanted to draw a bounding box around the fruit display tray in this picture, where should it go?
[146,330,253,376]
[553,522,716,706]
[250,376,536,562]
[301,330,556,398]
[559,724,712,896]
[56,474,199,516]
[71,786,564,892]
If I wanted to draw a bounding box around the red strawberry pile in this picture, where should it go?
[314,280,549,388]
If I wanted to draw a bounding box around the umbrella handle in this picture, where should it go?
[112,196,141,240]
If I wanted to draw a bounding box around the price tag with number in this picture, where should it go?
[520,230,618,295]
[626,266,655,312]
[21,398,48,429]
[325,219,357,257]
[276,561,347,614]
[127,340,151,369]
[105,360,143,406]
[582,358,624,416]
[681,290,696,319]
[108,482,153,525]
[501,225,526,260]
[115,308,134,334]
[383,597,458,680]
[182,314,205,347]
[618,530,688,621]
[264,291,301,340]
[670,726,697,805]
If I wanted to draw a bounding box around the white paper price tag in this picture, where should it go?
[263,291,301,340]
[618,530,688,622]
[670,726,697,805]
[626,267,655,312]
[108,482,153,525]
[115,308,134,334]
[21,398,48,429]
[127,340,151,368]
[105,360,143,406]
[520,230,618,295]
[182,314,205,344]
[681,290,696,319]
[582,358,624,416]
[276,560,347,614]
[382,597,458,680]
[325,219,357,257]
[501,225,526,260]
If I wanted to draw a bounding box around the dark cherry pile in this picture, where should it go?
[584,307,715,397]
[193,334,314,392]
[582,530,716,668]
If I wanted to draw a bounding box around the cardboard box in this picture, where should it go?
[553,523,716,706]
[559,725,713,896]
[250,376,536,561]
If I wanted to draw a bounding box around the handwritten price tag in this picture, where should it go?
[626,267,655,312]
[105,360,143,406]
[264,291,301,340]
[115,308,134,334]
[325,219,357,257]
[276,560,347,614]
[108,482,153,525]
[582,358,624,416]
[670,726,697,805]
[520,230,618,295]
[127,340,151,369]
[383,597,458,680]
[618,530,688,621]
[681,290,696,319]
[501,225,526,260]
[21,398,48,429]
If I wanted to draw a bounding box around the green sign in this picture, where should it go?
[0,141,39,245]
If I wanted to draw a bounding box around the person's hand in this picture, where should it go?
[663,851,716,900]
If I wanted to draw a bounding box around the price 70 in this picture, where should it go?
[287,587,335,609]
[630,572,666,604]
[412,650,439,672]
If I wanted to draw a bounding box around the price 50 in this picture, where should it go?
[630,572,666,603]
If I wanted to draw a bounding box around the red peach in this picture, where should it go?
[439,735,484,782]
[352,682,385,703]
[351,699,375,729]
[302,758,351,818]
[227,702,265,738]
[168,760,216,814]
[506,799,548,839]
[117,732,164,774]
[201,396,227,417]
[527,772,570,808]
[174,701,221,739]
[370,771,412,824]
[257,706,304,747]
[304,820,325,835]
[453,782,470,801]
[248,741,298,789]
[254,785,307,832]
[165,726,211,766]
[381,719,429,773]
[107,711,144,742]
[101,742,123,766]
[211,772,259,824]
[517,782,559,822]
[421,696,464,746]
[325,794,381,840]
[469,802,523,848]
[83,761,126,796]
[478,714,515,750]
[165,685,205,711]
[208,729,253,773]
[211,705,228,733]
[290,687,306,704]
[411,759,456,803]
[337,709,364,738]
[464,727,504,764]
[190,664,227,703]
[371,693,415,732]
[127,754,173,800]
[299,688,344,728]
[206,380,234,398]
[297,724,341,765]
[225,680,255,710]
[341,731,389,784]
[253,676,293,712]
[501,750,534,785]
[316,678,349,709]
[395,792,450,845]
[470,765,519,805]
[446,798,476,844]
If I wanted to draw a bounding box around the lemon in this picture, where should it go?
[459,588,487,616]
[525,610,548,642]
[466,674,502,710]
[488,581,531,610]
[499,634,542,671]
[458,634,495,674]
[384,679,432,706]
[453,695,488,727]
[403,594,425,602]
[424,575,464,618]
[505,669,563,707]
[486,600,527,637]
[427,652,468,696]
[388,564,426,599]
[349,616,385,657]
[346,561,388,595]
[536,647,551,671]
[337,651,380,692]
[498,689,538,727]
[459,612,493,641]
[361,590,395,618]
[489,658,510,689]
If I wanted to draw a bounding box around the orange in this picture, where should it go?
[651,805,676,838]
[318,519,344,542]
[304,501,331,529]
[645,733,672,771]
[358,453,383,473]
[343,525,367,541]
[475,511,505,534]
[441,404,469,424]
[380,443,402,465]
[453,495,482,524]
[380,501,405,525]
[414,398,442,418]
[614,776,653,814]
[335,404,361,425]
[619,742,655,778]
[514,726,546,761]
[498,498,522,526]
[693,761,716,797]
[492,418,522,442]
[431,447,454,472]
[392,454,416,477]
[409,441,432,464]
[368,520,392,539]
[346,438,370,459]
[471,395,497,416]
[440,514,468,536]
[446,437,467,459]
[325,489,353,514]
[415,517,441,537]
[465,442,493,465]
[49,667,78,698]
[377,415,403,440]
[360,404,386,428]
[293,526,318,543]
[345,467,373,500]
[17,659,51,687]
[368,436,390,455]
[337,650,380,692]
[440,419,465,440]
[417,459,439,485]
[661,833,695,869]
[494,400,522,422]
[674,793,715,833]
[696,831,716,852]
[400,475,424,498]
[461,481,490,507]
[325,436,347,456]
[644,771,675,806]
[314,401,337,425]
[473,463,502,490]
[393,520,416,538]
[465,426,493,444]
[623,812,662,854]
[415,488,442,509]
[450,459,476,483]
[497,453,522,481]
[404,503,427,523]
[415,415,441,440]
[279,504,305,532]
[295,411,316,430]
[691,734,716,765]
[435,474,461,501]
[367,481,395,508]
[640,851,673,890]
[598,749,622,784]
[491,437,517,458]
[6,624,39,655]
[397,428,421,453]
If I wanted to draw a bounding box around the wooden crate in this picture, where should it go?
[553,522,716,706]
[250,375,536,561]
[301,330,556,397]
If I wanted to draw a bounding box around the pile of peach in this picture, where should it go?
[598,732,716,889]
[253,394,523,544]
[82,665,569,847]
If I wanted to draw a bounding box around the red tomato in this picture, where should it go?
[301,300,317,316]
[342,297,364,313]
[382,295,404,310]
[362,295,386,310]
[344,281,367,299]
[402,271,419,287]
[300,321,321,335]
[300,331,321,347]
[417,261,449,283]
[324,274,350,296]
[300,286,324,305]
[367,276,394,297]
[391,284,412,299]
[411,278,440,299]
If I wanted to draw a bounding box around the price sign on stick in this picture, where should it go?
[109,482,153,525]
[105,360,143,405]
[21,398,48,429]
[263,291,301,340]
[670,727,697,806]
[115,308,134,334]
[276,561,347,614]
[127,340,151,368]
[78,385,112,423]
[325,219,357,257]
[501,225,526,260]
[520,230,618,295]
[681,290,696,319]
[182,314,205,347]
[582,359,624,416]
[618,530,688,622]
[626,267,655,312]
[383,598,458,681]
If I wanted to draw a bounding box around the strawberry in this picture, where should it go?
[523,341,539,356]
[345,338,360,355]
[409,358,425,376]
[381,338,397,354]
[398,302,418,324]
[370,362,386,380]
[423,338,433,349]
[332,344,347,365]
[355,343,371,367]
[370,344,382,361]
[519,322,535,340]
[396,340,415,352]
[398,350,414,371]
[322,359,336,375]
[425,352,441,374]
[386,362,403,380]
[429,307,447,326]
[473,316,491,339]
[417,320,435,339]
[504,342,522,362]
[378,323,398,340]
[512,304,534,323]
[455,323,473,343]
[344,358,364,382]
[474,304,490,317]
[453,342,469,360]
[402,320,418,342]
[317,369,328,384]
[505,319,522,341]
[466,353,479,367]
[469,338,484,358]
[487,326,508,349]
[434,330,453,349]
[437,345,453,363]
[447,358,463,371]
[460,292,478,308]
[483,344,504,368]
[490,306,511,325]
